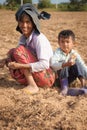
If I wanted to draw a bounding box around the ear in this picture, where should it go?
[58,40,60,45]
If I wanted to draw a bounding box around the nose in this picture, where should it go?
[22,22,27,27]
[64,42,68,46]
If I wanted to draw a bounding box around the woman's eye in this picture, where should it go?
[26,20,32,24]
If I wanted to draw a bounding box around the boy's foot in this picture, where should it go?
[67,88,85,96]
[61,87,68,96]
[81,87,87,94]
[23,85,39,95]
[60,78,68,96]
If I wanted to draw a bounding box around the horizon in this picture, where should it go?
[0,0,70,4]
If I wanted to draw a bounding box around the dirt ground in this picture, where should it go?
[0,10,87,130]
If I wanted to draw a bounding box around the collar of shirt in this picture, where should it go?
[59,48,74,62]
[26,30,35,46]
[60,48,74,56]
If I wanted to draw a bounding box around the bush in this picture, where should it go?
[38,0,51,9]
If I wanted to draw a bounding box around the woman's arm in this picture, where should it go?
[8,62,31,70]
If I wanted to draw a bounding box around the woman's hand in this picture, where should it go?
[8,62,22,69]
[0,59,6,68]
[8,62,30,70]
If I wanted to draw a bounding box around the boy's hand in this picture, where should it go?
[67,53,77,66]
[67,60,76,66]
[62,54,77,68]
[69,53,77,62]
[62,60,75,68]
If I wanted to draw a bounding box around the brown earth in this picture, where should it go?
[0,10,87,130]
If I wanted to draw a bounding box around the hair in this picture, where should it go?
[18,12,33,23]
[18,12,36,28]
[58,29,75,41]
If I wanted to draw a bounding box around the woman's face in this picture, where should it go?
[18,14,34,38]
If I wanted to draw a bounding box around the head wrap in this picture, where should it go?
[15,3,51,34]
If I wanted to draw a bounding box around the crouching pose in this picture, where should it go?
[51,29,87,96]
[0,3,55,94]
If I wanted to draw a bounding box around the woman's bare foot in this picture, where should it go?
[23,85,39,94]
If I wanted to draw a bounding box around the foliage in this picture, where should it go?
[70,0,87,4]
[68,0,87,11]
[5,0,32,10]
[0,4,2,9]
[0,0,87,11]
[57,3,69,11]
[38,0,51,9]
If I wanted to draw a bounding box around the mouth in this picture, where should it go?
[22,29,27,32]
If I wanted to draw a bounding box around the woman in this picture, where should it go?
[0,3,55,94]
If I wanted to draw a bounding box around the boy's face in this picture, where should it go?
[58,36,74,54]
[18,14,34,38]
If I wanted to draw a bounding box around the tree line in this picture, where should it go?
[0,0,87,11]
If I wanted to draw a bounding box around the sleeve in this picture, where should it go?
[76,52,87,69]
[29,34,53,72]
[50,49,64,71]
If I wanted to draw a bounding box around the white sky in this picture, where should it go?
[32,0,70,4]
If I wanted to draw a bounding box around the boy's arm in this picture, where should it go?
[62,60,75,68]
[51,52,76,70]
[50,50,63,71]
[76,52,87,69]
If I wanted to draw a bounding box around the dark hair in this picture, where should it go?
[58,30,75,41]
[17,12,36,33]
[15,3,51,34]
[18,12,35,25]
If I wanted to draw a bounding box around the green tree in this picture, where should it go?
[6,0,32,4]
[6,0,32,10]
[38,0,51,9]
[70,0,87,5]
[23,0,32,4]
[68,0,87,11]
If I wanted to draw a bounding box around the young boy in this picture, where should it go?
[51,29,87,96]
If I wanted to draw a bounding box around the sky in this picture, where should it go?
[0,0,70,4]
[32,0,70,4]
[51,0,69,4]
[0,0,5,4]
